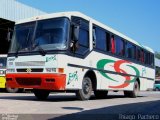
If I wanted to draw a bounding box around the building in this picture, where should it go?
[0,0,46,21]
[0,0,46,54]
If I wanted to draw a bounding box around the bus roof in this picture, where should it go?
[15,11,154,53]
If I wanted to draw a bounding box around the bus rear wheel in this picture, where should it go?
[76,77,92,100]
[124,81,139,98]
[33,89,50,100]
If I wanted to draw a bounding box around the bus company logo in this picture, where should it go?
[26,68,32,73]
[46,55,56,62]
[97,59,140,88]
[67,71,78,85]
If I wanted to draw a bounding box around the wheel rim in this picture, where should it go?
[82,78,91,95]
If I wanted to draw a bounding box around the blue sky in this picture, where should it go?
[17,0,160,52]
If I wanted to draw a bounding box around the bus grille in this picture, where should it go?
[17,68,43,73]
[15,61,45,66]
[16,78,41,86]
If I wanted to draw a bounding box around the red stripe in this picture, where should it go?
[6,73,66,90]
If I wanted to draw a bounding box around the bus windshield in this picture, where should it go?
[0,57,7,68]
[9,17,69,54]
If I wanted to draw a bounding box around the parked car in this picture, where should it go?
[154,80,160,91]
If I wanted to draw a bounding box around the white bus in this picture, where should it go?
[6,12,155,100]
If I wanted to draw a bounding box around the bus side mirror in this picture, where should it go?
[7,28,13,42]
[7,32,11,42]
[73,25,79,41]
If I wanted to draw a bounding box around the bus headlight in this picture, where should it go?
[58,68,64,73]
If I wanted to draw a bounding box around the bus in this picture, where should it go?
[6,12,155,100]
[0,18,23,93]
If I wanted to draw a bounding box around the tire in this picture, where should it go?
[6,87,19,93]
[33,89,50,100]
[94,90,108,99]
[155,88,159,91]
[76,77,92,100]
[124,81,139,98]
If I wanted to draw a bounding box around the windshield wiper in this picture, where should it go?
[32,44,46,56]
[15,47,21,58]
[15,50,19,58]
[37,46,46,56]
[25,29,31,48]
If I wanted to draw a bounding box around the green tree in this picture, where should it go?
[155,52,160,78]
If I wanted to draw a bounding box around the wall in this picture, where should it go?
[0,0,46,22]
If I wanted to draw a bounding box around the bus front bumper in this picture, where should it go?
[6,73,66,90]
[0,77,6,88]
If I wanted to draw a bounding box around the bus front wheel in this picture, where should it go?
[33,89,50,100]
[76,77,92,100]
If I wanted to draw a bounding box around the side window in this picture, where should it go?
[106,33,111,52]
[126,42,136,59]
[93,25,111,52]
[93,26,106,51]
[71,17,89,56]
[137,47,141,62]
[140,49,144,63]
[137,47,147,64]
[145,52,150,65]
[149,53,151,65]
[144,51,152,65]
[143,51,154,66]
[115,36,125,56]
[144,51,147,64]
[150,54,155,66]
[111,35,115,54]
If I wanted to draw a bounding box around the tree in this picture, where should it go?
[155,52,160,78]
[155,52,160,59]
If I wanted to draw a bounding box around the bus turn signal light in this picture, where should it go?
[58,68,64,73]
